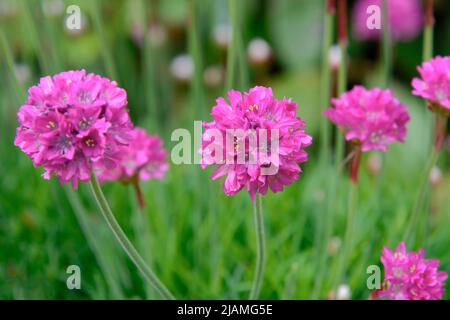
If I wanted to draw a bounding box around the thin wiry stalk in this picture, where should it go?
[140,0,159,131]
[249,193,266,300]
[319,0,336,164]
[65,187,125,299]
[312,0,336,298]
[405,115,446,244]
[334,178,358,293]
[335,0,347,165]
[89,172,175,300]
[404,0,437,246]
[188,0,206,119]
[381,0,391,88]
[226,0,239,90]
[89,1,119,81]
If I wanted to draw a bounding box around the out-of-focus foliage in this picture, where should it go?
[0,0,449,299]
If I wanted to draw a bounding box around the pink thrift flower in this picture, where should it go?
[324,86,410,152]
[352,0,422,42]
[98,127,169,182]
[201,86,312,201]
[14,70,133,188]
[377,242,447,300]
[412,56,450,116]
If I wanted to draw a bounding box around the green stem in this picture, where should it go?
[312,1,337,299]
[188,0,205,119]
[141,0,159,131]
[422,0,434,62]
[335,0,347,165]
[65,187,124,299]
[381,0,391,88]
[90,1,119,81]
[129,186,156,299]
[226,0,239,90]
[335,179,357,292]
[20,0,52,74]
[0,31,26,103]
[403,0,436,245]
[403,138,441,244]
[249,193,266,300]
[319,0,335,164]
[89,172,175,300]
[311,165,337,298]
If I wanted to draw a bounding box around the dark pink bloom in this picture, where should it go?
[324,86,410,152]
[201,86,312,201]
[412,56,450,116]
[377,242,447,300]
[98,127,168,182]
[352,0,422,42]
[14,70,133,188]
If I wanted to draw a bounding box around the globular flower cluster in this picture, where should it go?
[412,56,450,116]
[377,242,447,300]
[98,127,168,183]
[14,70,133,188]
[352,0,422,42]
[201,86,312,201]
[324,86,410,152]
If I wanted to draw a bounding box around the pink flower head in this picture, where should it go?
[14,70,133,188]
[201,86,312,201]
[377,242,447,300]
[98,127,169,182]
[352,0,422,42]
[324,86,410,152]
[412,56,450,116]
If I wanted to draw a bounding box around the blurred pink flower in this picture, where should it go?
[14,70,133,188]
[201,86,312,201]
[412,56,450,116]
[352,0,422,42]
[377,242,447,300]
[98,127,168,182]
[324,86,410,152]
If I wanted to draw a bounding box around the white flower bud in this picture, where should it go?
[170,54,194,82]
[247,38,272,65]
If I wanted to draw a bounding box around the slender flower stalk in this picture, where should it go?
[226,0,238,90]
[324,86,410,292]
[319,0,336,163]
[132,179,146,209]
[312,0,336,299]
[407,0,446,245]
[422,0,434,62]
[381,0,391,88]
[249,193,265,299]
[201,87,312,299]
[188,0,206,119]
[89,172,175,300]
[349,144,362,184]
[89,1,119,81]
[404,115,446,243]
[335,168,358,290]
[97,126,169,210]
[335,144,360,291]
[14,70,174,299]
[65,187,125,298]
[226,0,248,91]
[335,0,348,164]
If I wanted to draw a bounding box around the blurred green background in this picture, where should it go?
[0,0,449,299]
